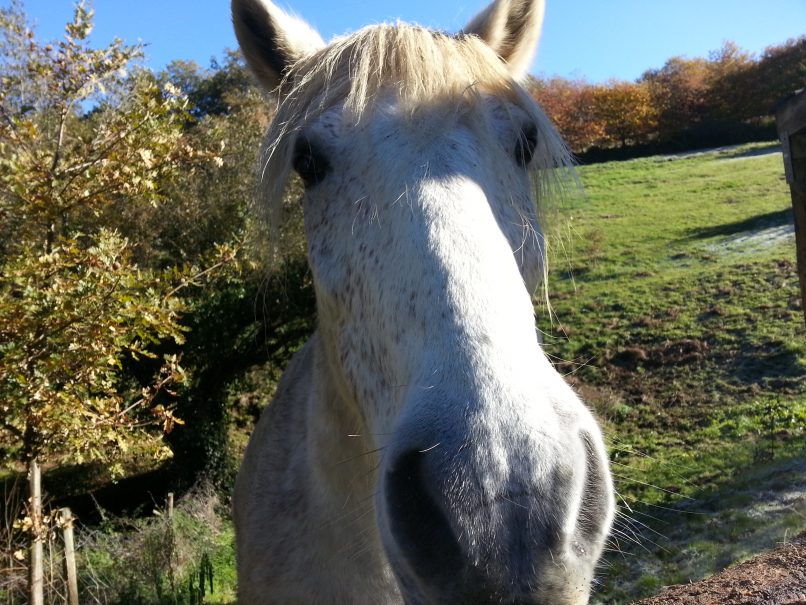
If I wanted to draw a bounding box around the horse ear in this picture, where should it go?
[463,0,545,79]
[231,0,325,92]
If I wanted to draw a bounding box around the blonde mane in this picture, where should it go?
[258,22,572,230]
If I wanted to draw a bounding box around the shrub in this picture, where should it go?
[79,483,232,605]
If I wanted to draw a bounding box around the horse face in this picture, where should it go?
[298,102,612,605]
[232,1,614,603]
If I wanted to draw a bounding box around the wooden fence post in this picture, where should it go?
[775,88,806,325]
[60,508,79,605]
[167,492,174,519]
[29,458,43,605]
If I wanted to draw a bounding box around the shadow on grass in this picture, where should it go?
[719,144,781,160]
[718,339,805,392]
[686,208,793,241]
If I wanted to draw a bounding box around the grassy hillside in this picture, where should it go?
[537,142,805,603]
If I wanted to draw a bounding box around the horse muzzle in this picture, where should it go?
[378,397,613,605]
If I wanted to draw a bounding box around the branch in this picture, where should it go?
[0,420,25,441]
[0,186,35,213]
[93,360,181,428]
[54,113,154,201]
[0,104,37,158]
[49,104,69,175]
[20,269,125,368]
[163,253,237,300]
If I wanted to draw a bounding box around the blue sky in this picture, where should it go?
[14,0,806,83]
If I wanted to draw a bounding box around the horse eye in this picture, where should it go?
[514,124,538,168]
[293,137,330,187]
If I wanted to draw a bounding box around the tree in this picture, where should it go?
[704,41,755,121]
[713,37,806,122]
[640,56,711,141]
[149,54,313,482]
[0,4,222,602]
[529,76,605,152]
[590,80,657,148]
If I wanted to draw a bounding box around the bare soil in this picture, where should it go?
[631,531,806,605]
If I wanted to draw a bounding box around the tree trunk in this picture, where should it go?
[29,458,44,605]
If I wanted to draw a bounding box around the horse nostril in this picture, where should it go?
[385,449,463,586]
[576,431,612,543]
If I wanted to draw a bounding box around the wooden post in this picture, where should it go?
[60,508,79,605]
[775,88,806,325]
[167,492,174,519]
[29,458,43,605]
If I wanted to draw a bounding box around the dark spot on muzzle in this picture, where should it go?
[385,449,464,590]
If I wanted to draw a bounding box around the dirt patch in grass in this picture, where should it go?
[605,339,708,372]
[599,339,802,397]
[630,530,806,605]
[591,457,806,605]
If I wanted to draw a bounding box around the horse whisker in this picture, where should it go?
[334,445,387,466]
[610,472,693,500]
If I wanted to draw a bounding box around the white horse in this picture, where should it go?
[231,0,614,603]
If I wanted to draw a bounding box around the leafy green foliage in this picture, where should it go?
[0,1,229,477]
[0,0,307,494]
[73,485,235,605]
[0,232,187,471]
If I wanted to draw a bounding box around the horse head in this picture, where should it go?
[232,1,614,602]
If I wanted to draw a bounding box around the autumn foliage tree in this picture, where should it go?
[530,37,805,155]
[528,76,605,152]
[590,81,657,148]
[709,38,806,124]
[531,77,658,150]
[639,56,712,141]
[0,4,226,602]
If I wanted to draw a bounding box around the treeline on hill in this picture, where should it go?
[529,38,805,161]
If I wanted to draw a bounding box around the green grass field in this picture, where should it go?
[536,142,805,603]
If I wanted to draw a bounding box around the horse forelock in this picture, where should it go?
[255,21,574,254]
